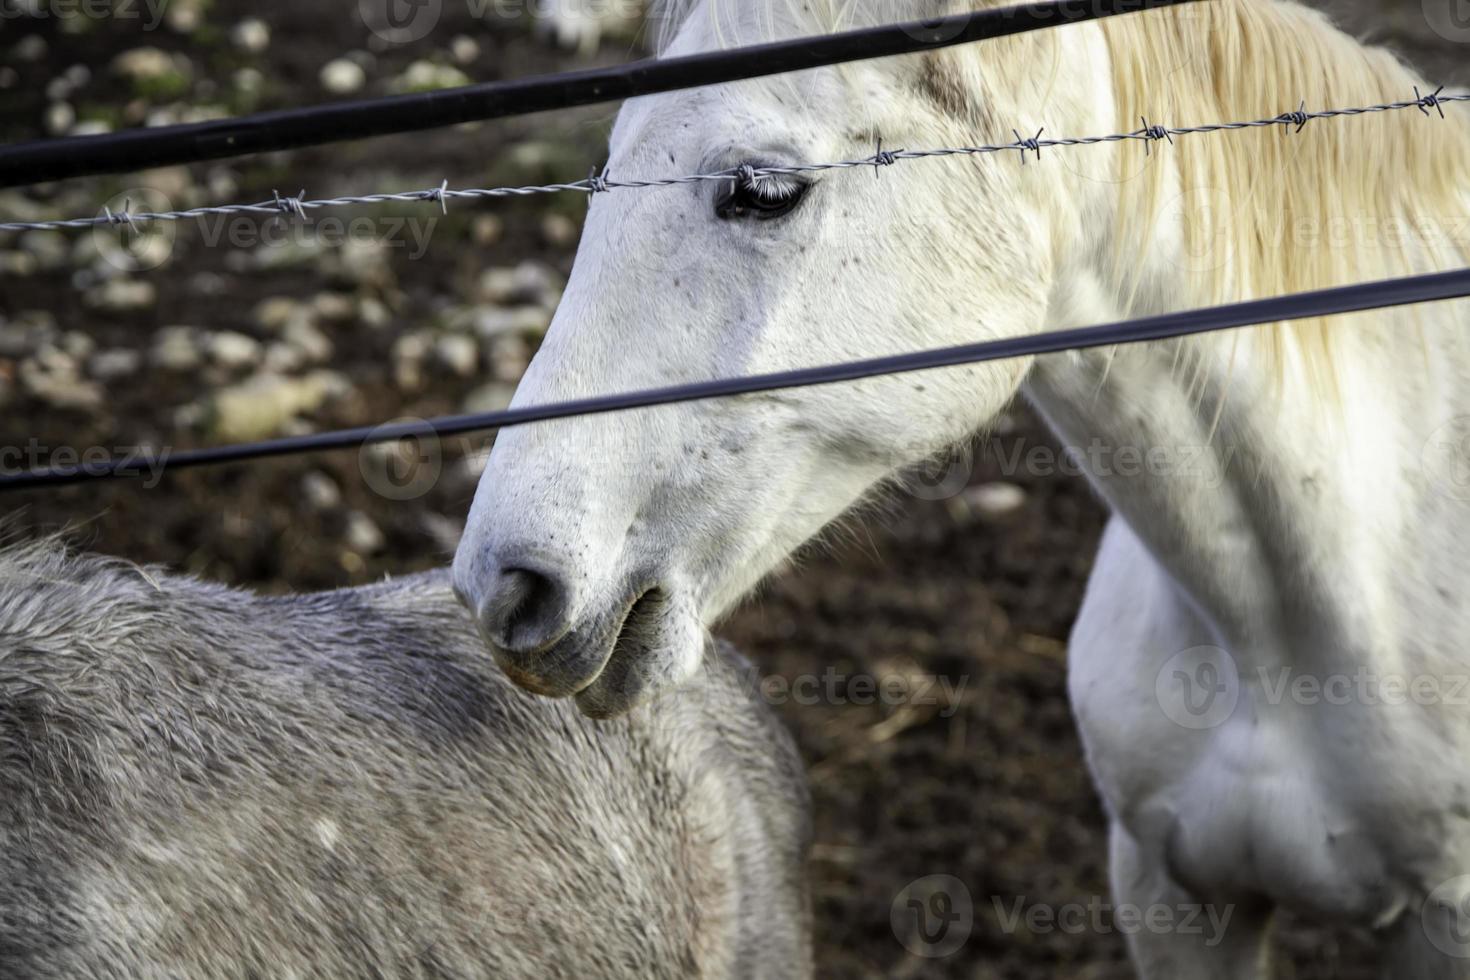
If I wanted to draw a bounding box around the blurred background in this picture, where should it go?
[0,0,1466,975]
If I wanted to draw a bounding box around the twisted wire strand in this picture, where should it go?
[3,88,1465,234]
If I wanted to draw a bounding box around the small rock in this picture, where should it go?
[320,58,366,95]
[44,102,75,136]
[18,230,68,272]
[0,252,36,277]
[434,334,479,377]
[85,278,156,312]
[457,446,492,483]
[19,348,102,411]
[477,260,563,306]
[12,36,47,62]
[952,482,1027,523]
[540,213,578,247]
[391,332,431,391]
[282,318,333,364]
[45,76,75,101]
[208,331,263,370]
[60,331,94,360]
[301,470,342,511]
[233,67,263,97]
[310,292,355,322]
[343,511,385,554]
[331,238,391,289]
[231,18,270,54]
[207,370,348,441]
[255,235,327,270]
[391,60,471,94]
[420,513,463,552]
[470,305,552,340]
[0,314,57,357]
[450,35,480,65]
[471,213,503,246]
[165,0,207,33]
[135,165,192,202]
[205,167,237,199]
[188,271,228,296]
[476,267,520,305]
[172,402,208,430]
[253,296,307,332]
[150,325,203,371]
[262,341,305,374]
[358,297,391,329]
[489,334,531,382]
[69,120,112,137]
[95,229,173,272]
[32,345,76,373]
[48,78,88,106]
[111,47,177,82]
[461,381,516,414]
[89,348,143,381]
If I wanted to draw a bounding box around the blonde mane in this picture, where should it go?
[652,0,1470,388]
[1102,0,1470,386]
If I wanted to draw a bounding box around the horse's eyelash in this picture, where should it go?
[741,175,803,200]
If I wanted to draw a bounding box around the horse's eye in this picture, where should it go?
[715,171,808,221]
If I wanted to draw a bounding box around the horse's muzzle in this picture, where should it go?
[469,567,703,718]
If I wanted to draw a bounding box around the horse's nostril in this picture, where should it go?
[479,566,573,655]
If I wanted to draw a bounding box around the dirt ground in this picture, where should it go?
[1,0,1465,976]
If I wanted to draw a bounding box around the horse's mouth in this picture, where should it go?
[575,585,698,719]
[493,583,700,719]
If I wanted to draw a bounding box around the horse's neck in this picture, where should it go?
[1022,263,1470,666]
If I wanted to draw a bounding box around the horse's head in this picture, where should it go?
[455,0,1117,716]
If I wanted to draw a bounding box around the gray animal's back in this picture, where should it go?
[0,543,810,979]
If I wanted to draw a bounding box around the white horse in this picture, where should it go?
[455,0,1470,974]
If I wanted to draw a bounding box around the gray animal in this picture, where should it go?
[0,537,811,979]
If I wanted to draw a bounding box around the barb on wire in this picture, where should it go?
[2,89,1466,235]
[3,266,1469,492]
[1138,116,1172,154]
[1012,127,1046,164]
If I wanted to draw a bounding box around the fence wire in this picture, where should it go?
[0,0,1193,187]
[3,266,1469,491]
[2,87,1465,234]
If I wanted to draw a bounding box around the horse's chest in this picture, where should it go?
[1068,520,1470,926]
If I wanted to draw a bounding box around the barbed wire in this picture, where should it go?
[0,0,1192,186]
[2,87,1466,235]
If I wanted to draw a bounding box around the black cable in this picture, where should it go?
[4,265,1468,492]
[0,0,1197,187]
